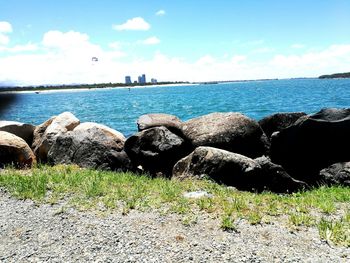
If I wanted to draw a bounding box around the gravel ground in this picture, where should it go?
[0,190,349,263]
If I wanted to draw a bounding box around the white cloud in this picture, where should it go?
[0,21,13,45]
[196,55,215,65]
[270,44,350,77]
[140,36,160,45]
[156,10,166,16]
[2,31,350,85]
[113,17,150,31]
[0,43,38,53]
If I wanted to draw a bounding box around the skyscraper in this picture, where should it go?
[125,76,131,84]
[138,74,146,84]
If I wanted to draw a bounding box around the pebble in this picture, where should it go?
[0,189,349,262]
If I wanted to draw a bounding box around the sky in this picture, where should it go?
[0,0,350,86]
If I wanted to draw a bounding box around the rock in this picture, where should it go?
[319,162,350,186]
[270,108,350,184]
[137,113,183,134]
[74,122,126,141]
[32,116,56,150]
[258,112,306,138]
[183,191,213,199]
[254,156,308,193]
[33,112,80,162]
[0,131,36,168]
[124,126,190,176]
[182,112,269,158]
[172,146,261,190]
[48,125,131,171]
[0,121,35,146]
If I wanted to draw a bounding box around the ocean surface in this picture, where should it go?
[1,78,350,137]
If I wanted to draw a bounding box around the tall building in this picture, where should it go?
[125,76,131,84]
[151,78,157,84]
[138,74,146,84]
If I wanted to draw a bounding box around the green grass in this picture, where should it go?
[0,165,349,246]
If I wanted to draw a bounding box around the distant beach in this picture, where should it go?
[1,83,198,94]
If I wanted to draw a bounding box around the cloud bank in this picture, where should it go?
[1,27,350,86]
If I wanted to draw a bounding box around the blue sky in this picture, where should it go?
[1,0,350,85]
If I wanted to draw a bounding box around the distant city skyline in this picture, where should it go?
[1,1,350,86]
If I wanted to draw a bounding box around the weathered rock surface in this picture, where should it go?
[33,112,80,162]
[254,156,308,193]
[319,162,350,186]
[182,112,269,158]
[48,124,131,171]
[74,122,126,141]
[124,126,190,176]
[0,131,36,168]
[172,146,261,190]
[0,121,35,146]
[137,113,183,134]
[31,116,56,150]
[270,108,350,184]
[258,112,306,138]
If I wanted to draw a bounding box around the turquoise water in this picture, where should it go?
[1,78,350,137]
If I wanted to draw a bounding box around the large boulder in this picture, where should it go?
[270,108,350,184]
[48,123,131,171]
[0,121,35,146]
[124,126,191,176]
[0,131,36,168]
[172,146,261,190]
[258,112,306,138]
[319,162,350,186]
[182,112,269,158]
[137,113,183,135]
[32,112,80,162]
[254,156,308,193]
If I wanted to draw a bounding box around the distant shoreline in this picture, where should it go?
[0,82,197,94]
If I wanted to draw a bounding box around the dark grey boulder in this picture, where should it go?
[48,126,132,171]
[182,112,269,158]
[270,108,350,184]
[254,156,308,193]
[0,121,35,146]
[124,126,191,176]
[258,112,306,138]
[319,162,350,186]
[137,113,183,135]
[172,146,261,191]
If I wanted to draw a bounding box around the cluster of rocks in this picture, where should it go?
[1,108,349,193]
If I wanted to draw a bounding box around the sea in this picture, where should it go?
[1,78,350,137]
